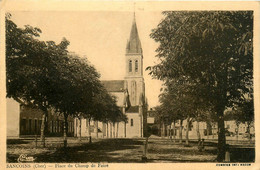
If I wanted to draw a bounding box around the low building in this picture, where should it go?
[7,98,20,138]
[7,98,74,138]
[147,108,155,125]
[225,120,255,135]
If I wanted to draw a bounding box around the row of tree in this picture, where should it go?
[6,13,127,147]
[147,11,253,162]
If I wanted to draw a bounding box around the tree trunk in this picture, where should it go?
[162,121,165,138]
[169,122,172,141]
[168,126,171,139]
[212,122,215,139]
[63,114,68,148]
[102,122,106,138]
[236,123,239,143]
[216,61,228,162]
[185,117,190,145]
[106,122,109,138]
[179,120,183,144]
[140,115,143,137]
[247,123,251,141]
[169,126,171,138]
[124,121,126,138]
[166,125,169,138]
[88,118,91,143]
[116,122,119,138]
[87,118,90,136]
[196,121,201,141]
[40,110,48,148]
[172,120,176,143]
[113,122,115,138]
[206,121,210,139]
[143,136,149,159]
[216,111,226,162]
[95,121,98,138]
[75,118,77,137]
[79,117,81,141]
[110,122,112,138]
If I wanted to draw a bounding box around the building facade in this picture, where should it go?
[6,98,20,138]
[7,98,74,138]
[19,106,74,137]
[161,119,255,139]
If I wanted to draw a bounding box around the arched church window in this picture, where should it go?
[131,119,133,126]
[129,60,132,72]
[135,60,138,72]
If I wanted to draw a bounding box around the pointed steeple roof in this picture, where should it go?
[126,14,142,54]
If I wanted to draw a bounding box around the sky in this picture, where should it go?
[10,11,164,108]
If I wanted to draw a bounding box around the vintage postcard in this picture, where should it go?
[0,1,259,170]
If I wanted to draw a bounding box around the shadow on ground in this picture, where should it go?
[7,139,31,145]
[6,138,255,163]
[34,139,143,163]
[229,148,255,162]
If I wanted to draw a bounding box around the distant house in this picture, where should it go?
[156,115,254,139]
[145,108,159,136]
[176,120,208,139]
[147,108,155,125]
[224,120,255,135]
[6,98,74,138]
[7,98,20,138]
[173,120,254,139]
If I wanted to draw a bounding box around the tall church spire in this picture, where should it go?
[126,14,142,54]
[124,10,144,107]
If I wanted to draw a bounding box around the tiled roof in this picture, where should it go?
[101,80,125,92]
[126,16,142,54]
[126,106,139,113]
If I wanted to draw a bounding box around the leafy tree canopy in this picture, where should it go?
[147,11,253,161]
[6,14,125,123]
[148,11,253,111]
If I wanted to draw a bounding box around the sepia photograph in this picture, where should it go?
[1,1,259,169]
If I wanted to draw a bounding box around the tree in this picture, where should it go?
[79,82,127,139]
[6,14,70,147]
[225,99,254,139]
[239,100,254,136]
[49,53,103,147]
[148,11,253,161]
[155,87,187,143]
[6,14,114,147]
[157,74,213,145]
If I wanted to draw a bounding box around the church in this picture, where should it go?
[74,15,147,138]
[6,14,147,139]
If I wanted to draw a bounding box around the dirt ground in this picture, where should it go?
[6,136,255,163]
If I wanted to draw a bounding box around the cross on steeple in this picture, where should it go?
[134,2,136,20]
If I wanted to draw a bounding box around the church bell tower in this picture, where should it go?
[125,14,145,106]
